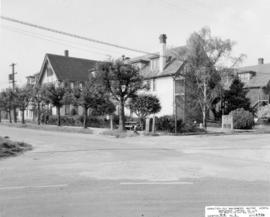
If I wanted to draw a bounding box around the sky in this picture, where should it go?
[1,0,270,89]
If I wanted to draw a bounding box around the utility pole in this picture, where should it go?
[9,63,17,123]
[9,63,16,89]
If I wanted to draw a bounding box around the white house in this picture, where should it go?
[129,34,186,120]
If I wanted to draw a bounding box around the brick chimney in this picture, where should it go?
[64,50,69,57]
[258,57,264,65]
[159,34,167,72]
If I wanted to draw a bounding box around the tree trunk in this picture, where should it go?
[8,110,12,123]
[37,103,41,125]
[203,78,207,129]
[110,114,114,130]
[0,110,2,123]
[118,98,125,131]
[152,116,156,133]
[21,109,25,124]
[13,108,17,123]
[57,106,61,126]
[83,106,88,129]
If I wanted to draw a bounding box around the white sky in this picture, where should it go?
[1,0,270,89]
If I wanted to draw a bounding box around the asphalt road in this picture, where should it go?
[0,125,269,217]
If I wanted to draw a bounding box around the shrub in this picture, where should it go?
[47,115,110,128]
[156,115,203,133]
[257,104,270,119]
[230,108,254,129]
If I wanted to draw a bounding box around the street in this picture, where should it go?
[0,125,269,217]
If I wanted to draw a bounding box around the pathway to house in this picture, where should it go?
[0,125,269,217]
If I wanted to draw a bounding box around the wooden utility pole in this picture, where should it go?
[9,63,17,123]
[9,63,16,89]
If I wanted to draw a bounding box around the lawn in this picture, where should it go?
[0,136,32,158]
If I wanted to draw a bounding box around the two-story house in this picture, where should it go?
[129,34,187,120]
[237,58,270,111]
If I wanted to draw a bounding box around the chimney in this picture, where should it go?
[159,34,167,72]
[258,57,264,65]
[64,50,69,57]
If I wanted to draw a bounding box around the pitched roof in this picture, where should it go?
[129,46,187,79]
[238,63,270,88]
[41,54,103,82]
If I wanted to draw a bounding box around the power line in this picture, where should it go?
[1,24,125,58]
[1,15,152,55]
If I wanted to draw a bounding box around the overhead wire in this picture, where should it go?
[1,24,126,58]
[0,16,153,55]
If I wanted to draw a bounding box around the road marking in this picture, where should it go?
[0,184,68,190]
[120,181,193,185]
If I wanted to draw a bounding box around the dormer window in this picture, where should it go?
[238,71,255,83]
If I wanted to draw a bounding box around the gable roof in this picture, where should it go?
[129,46,187,79]
[39,54,103,83]
[238,63,270,88]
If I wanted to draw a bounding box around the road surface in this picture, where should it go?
[0,125,269,217]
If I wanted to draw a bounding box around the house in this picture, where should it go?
[237,58,270,111]
[129,34,187,120]
[21,50,103,121]
[24,35,187,123]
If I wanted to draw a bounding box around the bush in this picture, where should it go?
[257,104,270,119]
[156,115,203,133]
[47,115,110,128]
[230,108,254,129]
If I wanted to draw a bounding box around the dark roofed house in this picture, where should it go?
[237,58,270,110]
[37,50,103,117]
[38,50,102,85]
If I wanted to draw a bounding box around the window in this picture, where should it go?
[46,68,53,77]
[65,105,71,115]
[238,73,251,83]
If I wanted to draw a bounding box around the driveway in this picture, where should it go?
[0,125,269,217]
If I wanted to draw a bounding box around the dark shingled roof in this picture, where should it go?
[238,63,270,88]
[45,54,103,82]
[129,46,187,79]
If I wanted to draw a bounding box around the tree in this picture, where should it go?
[184,27,245,128]
[224,78,251,114]
[97,59,146,131]
[129,94,161,128]
[0,91,5,122]
[71,75,115,128]
[0,89,15,123]
[31,85,48,125]
[263,81,270,102]
[43,83,67,126]
[15,85,32,124]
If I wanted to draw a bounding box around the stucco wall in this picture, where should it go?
[40,62,58,84]
[146,76,174,117]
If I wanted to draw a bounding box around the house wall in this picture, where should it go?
[40,62,58,84]
[144,76,175,117]
[246,87,268,106]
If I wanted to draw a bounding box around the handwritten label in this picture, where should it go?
[205,206,270,217]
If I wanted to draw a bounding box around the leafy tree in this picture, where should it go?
[31,85,48,125]
[263,81,270,102]
[184,27,245,128]
[71,75,115,128]
[0,91,5,122]
[129,94,161,128]
[224,78,251,114]
[15,85,32,124]
[97,59,146,131]
[43,83,67,126]
[0,89,15,123]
